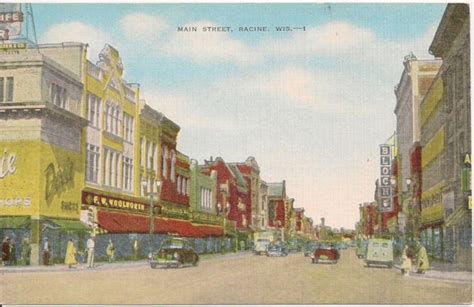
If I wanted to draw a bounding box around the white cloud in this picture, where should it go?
[42,22,114,62]
[159,21,261,65]
[120,13,168,43]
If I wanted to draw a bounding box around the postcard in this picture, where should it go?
[0,2,471,305]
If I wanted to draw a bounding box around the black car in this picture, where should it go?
[149,238,199,268]
[266,242,289,257]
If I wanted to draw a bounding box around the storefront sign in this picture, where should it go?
[0,149,16,179]
[379,144,393,212]
[0,42,26,49]
[0,4,23,40]
[44,158,75,201]
[82,191,148,213]
[0,197,31,208]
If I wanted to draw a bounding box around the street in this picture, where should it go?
[0,248,471,304]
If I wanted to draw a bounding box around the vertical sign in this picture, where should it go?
[379,144,393,212]
[0,3,23,41]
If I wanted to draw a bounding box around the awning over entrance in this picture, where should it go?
[97,210,206,237]
[445,206,468,228]
[0,216,30,229]
[44,218,91,232]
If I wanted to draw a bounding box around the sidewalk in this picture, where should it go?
[0,250,253,274]
[393,257,472,284]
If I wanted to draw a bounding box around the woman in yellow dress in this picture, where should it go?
[416,242,430,274]
[65,239,77,269]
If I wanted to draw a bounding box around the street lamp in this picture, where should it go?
[142,179,162,257]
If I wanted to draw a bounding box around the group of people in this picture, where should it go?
[64,237,115,269]
[400,241,430,276]
[2,236,31,266]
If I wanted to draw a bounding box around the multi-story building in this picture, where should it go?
[267,181,286,230]
[427,3,471,269]
[259,181,269,230]
[394,55,442,239]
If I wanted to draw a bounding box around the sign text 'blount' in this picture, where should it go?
[379,144,393,212]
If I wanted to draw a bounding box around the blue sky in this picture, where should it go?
[32,3,446,229]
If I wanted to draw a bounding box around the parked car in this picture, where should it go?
[266,242,289,257]
[365,238,393,268]
[148,237,199,268]
[356,240,368,259]
[311,242,339,264]
[254,238,271,255]
[303,241,320,257]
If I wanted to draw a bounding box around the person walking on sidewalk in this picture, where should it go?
[65,239,78,269]
[42,237,50,265]
[86,235,95,268]
[20,237,31,265]
[400,245,412,276]
[416,242,430,274]
[106,239,115,263]
[2,237,11,266]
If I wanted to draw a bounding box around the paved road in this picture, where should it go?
[0,249,471,304]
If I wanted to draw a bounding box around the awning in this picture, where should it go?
[196,225,224,237]
[445,206,469,228]
[0,216,30,229]
[44,218,91,232]
[97,210,205,237]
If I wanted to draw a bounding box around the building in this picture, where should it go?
[394,54,442,240]
[267,181,287,230]
[0,43,89,265]
[427,3,471,269]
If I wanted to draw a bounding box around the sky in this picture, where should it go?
[30,2,446,229]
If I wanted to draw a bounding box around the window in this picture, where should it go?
[105,102,121,137]
[87,93,101,128]
[200,188,212,209]
[455,55,464,101]
[123,113,134,142]
[181,177,187,195]
[162,146,169,179]
[170,150,176,182]
[123,157,133,191]
[86,144,100,183]
[0,77,13,102]
[177,176,182,194]
[51,83,68,109]
[104,147,122,188]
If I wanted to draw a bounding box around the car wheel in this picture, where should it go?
[176,261,183,268]
[150,263,157,269]
[311,258,315,263]
[192,255,199,266]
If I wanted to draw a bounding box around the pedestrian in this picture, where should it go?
[86,235,95,268]
[9,240,17,265]
[133,239,139,260]
[20,237,31,265]
[400,245,412,276]
[106,239,115,263]
[64,239,78,269]
[43,237,50,265]
[416,242,430,274]
[2,237,11,266]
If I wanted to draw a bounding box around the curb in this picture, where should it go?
[0,251,252,274]
[393,264,472,284]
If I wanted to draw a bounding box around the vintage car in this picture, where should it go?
[303,241,320,257]
[149,238,199,268]
[288,239,304,252]
[311,242,340,264]
[365,238,393,268]
[266,242,289,257]
[254,238,271,255]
